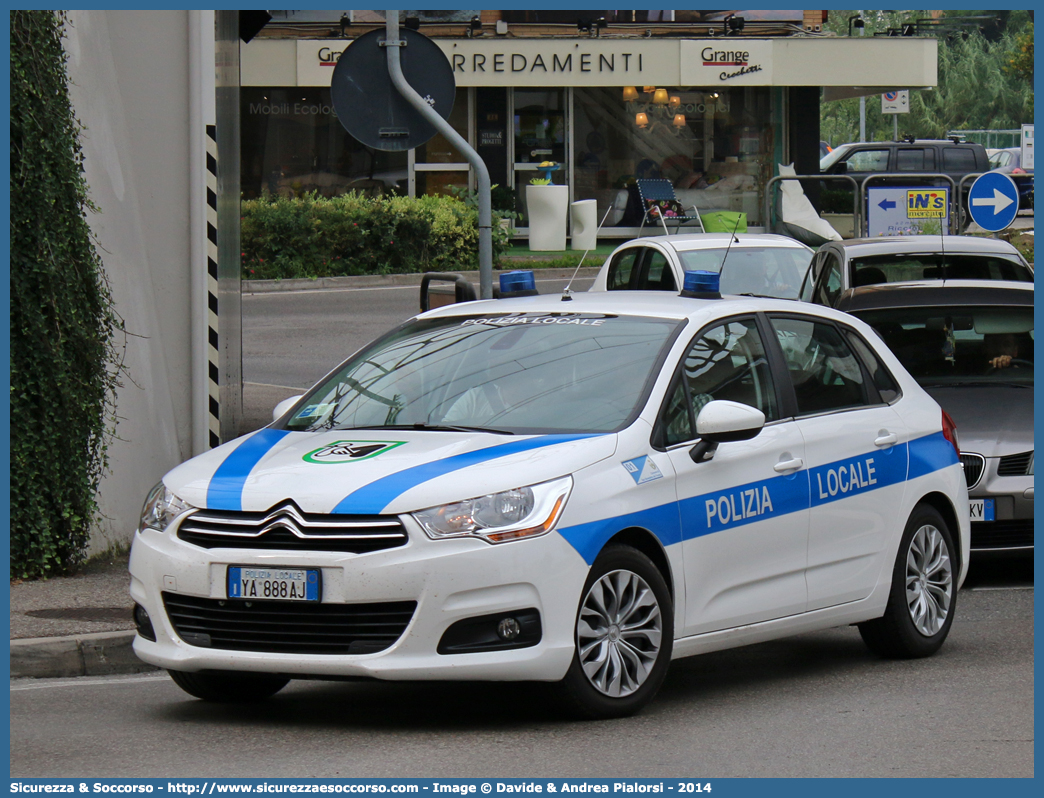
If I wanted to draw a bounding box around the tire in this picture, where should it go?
[556,545,673,719]
[167,669,290,703]
[859,504,957,659]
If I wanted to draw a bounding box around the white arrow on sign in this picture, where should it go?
[972,188,1015,215]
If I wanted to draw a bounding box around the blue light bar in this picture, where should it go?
[498,270,538,297]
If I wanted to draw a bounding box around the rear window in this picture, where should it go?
[852,306,1033,387]
[850,253,1032,286]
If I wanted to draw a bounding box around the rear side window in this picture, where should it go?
[896,149,934,171]
[607,249,640,290]
[844,330,900,403]
[942,148,976,171]
[814,253,844,306]
[770,317,871,415]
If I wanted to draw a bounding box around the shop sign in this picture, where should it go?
[680,40,774,85]
[436,39,678,87]
[480,129,504,147]
[297,41,353,86]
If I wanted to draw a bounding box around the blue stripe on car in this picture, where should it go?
[333,434,601,514]
[558,432,953,564]
[206,429,292,511]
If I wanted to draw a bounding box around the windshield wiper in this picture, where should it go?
[340,423,515,435]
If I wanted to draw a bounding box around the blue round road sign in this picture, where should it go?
[968,172,1020,232]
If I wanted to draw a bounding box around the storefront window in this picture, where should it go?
[241,88,407,199]
[572,86,774,226]
[514,89,567,225]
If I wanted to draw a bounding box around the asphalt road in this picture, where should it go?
[10,583,1032,778]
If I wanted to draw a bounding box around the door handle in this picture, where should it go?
[774,457,804,473]
[875,432,898,447]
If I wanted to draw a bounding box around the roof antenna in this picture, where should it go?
[562,204,614,301]
[715,215,743,294]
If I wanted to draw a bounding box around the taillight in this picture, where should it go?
[942,410,960,458]
[1012,167,1026,174]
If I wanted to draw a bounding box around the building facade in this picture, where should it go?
[242,10,938,235]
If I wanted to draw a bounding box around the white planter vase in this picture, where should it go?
[526,184,568,251]
[570,199,598,251]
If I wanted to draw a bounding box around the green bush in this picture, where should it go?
[11,11,123,579]
[242,192,512,280]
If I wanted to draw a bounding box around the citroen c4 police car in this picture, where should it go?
[130,273,969,718]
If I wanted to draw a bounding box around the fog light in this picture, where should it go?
[497,617,521,641]
[133,603,156,642]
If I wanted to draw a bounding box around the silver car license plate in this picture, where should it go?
[227,566,320,601]
[968,499,995,522]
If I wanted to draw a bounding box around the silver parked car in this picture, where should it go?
[591,233,814,299]
[834,280,1034,553]
[799,236,1032,308]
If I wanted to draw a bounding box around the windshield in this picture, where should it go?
[676,246,812,298]
[282,313,684,434]
[820,143,852,171]
[853,306,1034,387]
[850,252,1032,286]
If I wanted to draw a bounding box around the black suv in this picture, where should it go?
[820,138,990,184]
[820,139,990,228]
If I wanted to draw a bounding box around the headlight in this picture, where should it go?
[413,476,572,544]
[139,482,194,533]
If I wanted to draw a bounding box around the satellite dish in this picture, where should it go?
[330,28,456,152]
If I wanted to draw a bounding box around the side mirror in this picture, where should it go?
[834,161,848,174]
[420,272,478,312]
[272,395,304,423]
[689,400,766,463]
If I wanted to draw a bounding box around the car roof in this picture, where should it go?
[826,236,1022,257]
[836,280,1034,313]
[617,233,812,252]
[419,288,843,326]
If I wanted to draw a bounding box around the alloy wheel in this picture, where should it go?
[905,524,953,636]
[576,569,663,697]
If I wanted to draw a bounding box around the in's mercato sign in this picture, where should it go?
[295,40,778,88]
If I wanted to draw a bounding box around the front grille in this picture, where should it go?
[162,592,416,655]
[998,451,1033,477]
[970,520,1034,550]
[177,501,408,554]
[960,453,985,489]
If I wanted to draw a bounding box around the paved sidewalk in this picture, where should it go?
[10,551,153,679]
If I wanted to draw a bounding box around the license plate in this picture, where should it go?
[227,566,320,601]
[969,499,995,522]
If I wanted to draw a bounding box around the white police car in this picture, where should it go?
[130,272,969,718]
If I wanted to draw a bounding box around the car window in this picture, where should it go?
[283,313,684,434]
[606,248,641,290]
[637,249,676,291]
[844,329,900,403]
[852,305,1034,387]
[942,148,976,171]
[814,253,844,306]
[799,252,824,302]
[677,246,812,299]
[989,151,1010,169]
[850,253,1032,284]
[897,149,931,171]
[663,317,778,445]
[845,149,890,172]
[770,317,871,415]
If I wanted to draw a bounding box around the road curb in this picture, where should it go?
[11,631,158,679]
[242,267,601,294]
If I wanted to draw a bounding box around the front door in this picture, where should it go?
[659,316,809,636]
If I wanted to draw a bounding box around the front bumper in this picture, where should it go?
[129,514,588,681]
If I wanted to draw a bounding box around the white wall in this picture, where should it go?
[64,10,194,553]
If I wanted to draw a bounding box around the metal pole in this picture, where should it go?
[858,10,866,143]
[385,12,493,298]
